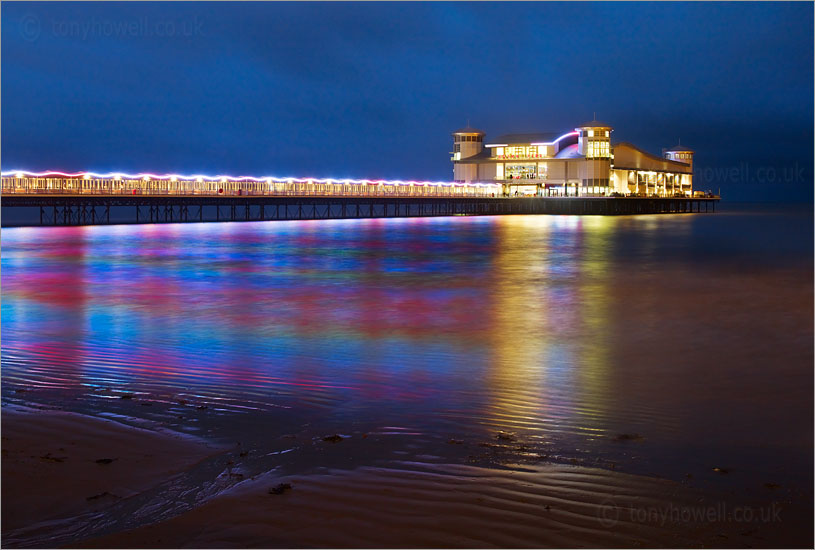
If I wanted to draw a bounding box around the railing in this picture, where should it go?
[1,176,502,199]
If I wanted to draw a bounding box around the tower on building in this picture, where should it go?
[664,143,694,170]
[451,126,485,182]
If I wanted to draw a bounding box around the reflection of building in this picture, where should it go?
[451,121,694,197]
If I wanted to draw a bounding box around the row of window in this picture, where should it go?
[454,135,483,143]
[493,145,549,159]
[586,141,610,158]
[628,172,688,184]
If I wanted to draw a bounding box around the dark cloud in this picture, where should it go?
[2,1,812,200]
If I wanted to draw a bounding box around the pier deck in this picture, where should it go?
[1,194,718,227]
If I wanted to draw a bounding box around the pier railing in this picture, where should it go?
[1,176,501,198]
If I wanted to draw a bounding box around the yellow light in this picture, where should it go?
[83,174,91,180]
[15,172,24,178]
[220,177,227,183]
[170,176,178,182]
[114,175,122,181]
[143,176,150,181]
[196,177,204,183]
[266,178,273,184]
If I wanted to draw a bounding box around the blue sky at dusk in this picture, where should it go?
[2,2,812,200]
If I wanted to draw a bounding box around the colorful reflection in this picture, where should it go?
[2,208,812,486]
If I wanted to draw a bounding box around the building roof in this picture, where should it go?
[577,120,613,128]
[452,126,485,135]
[612,142,693,171]
[487,132,560,145]
[554,143,582,159]
[665,144,695,153]
[456,149,493,163]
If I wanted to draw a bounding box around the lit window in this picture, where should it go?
[588,130,594,137]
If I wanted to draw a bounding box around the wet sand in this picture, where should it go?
[1,406,227,547]
[83,463,808,549]
[3,406,811,548]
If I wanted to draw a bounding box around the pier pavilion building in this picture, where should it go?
[451,121,694,197]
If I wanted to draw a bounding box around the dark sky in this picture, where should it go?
[2,2,812,201]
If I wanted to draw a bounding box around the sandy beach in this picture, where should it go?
[2,406,810,548]
[1,406,227,547]
[81,460,809,549]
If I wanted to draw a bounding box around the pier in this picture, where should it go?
[0,173,717,226]
[1,194,716,227]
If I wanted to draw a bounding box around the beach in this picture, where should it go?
[2,406,810,548]
[1,406,227,547]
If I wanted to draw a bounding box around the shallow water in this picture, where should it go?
[2,203,812,508]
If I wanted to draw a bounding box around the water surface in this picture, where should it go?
[2,203,812,508]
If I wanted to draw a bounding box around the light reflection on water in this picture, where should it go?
[2,207,812,487]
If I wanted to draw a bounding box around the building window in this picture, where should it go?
[496,146,544,159]
[586,140,610,159]
[505,164,537,180]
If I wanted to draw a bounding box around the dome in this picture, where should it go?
[576,120,613,129]
[665,144,694,153]
[452,126,485,135]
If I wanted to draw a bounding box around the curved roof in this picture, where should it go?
[452,126,485,135]
[613,142,693,171]
[576,120,613,129]
[665,144,695,153]
[489,132,560,144]
[554,143,582,159]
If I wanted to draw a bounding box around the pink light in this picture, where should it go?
[530,131,579,146]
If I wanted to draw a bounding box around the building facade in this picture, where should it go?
[451,122,694,197]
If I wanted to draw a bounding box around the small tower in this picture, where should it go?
[575,119,612,158]
[575,119,613,196]
[451,126,485,183]
[664,143,694,170]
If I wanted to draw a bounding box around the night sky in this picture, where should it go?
[2,2,812,201]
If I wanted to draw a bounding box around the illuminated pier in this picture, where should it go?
[0,170,718,226]
[1,171,500,198]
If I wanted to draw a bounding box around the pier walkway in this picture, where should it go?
[1,173,718,226]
